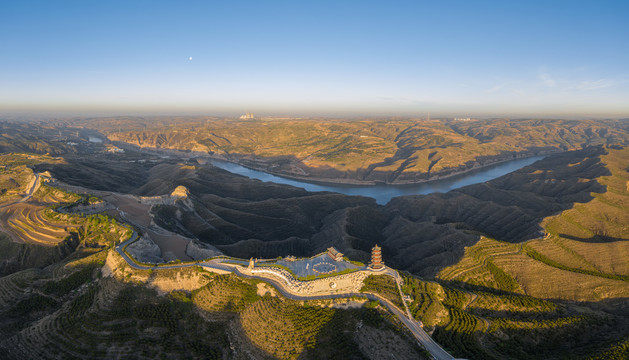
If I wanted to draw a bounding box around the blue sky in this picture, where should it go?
[1,1,628,117]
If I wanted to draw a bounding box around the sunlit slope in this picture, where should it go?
[533,147,629,275]
[437,147,629,301]
[93,117,629,183]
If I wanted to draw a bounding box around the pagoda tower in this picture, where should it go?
[369,245,385,271]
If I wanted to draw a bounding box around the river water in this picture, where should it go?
[210,156,545,205]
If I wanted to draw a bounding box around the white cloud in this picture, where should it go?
[538,72,556,87]
[574,79,616,91]
[485,83,506,93]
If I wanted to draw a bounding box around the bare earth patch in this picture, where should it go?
[256,282,276,297]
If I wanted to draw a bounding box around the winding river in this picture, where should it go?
[210,156,545,205]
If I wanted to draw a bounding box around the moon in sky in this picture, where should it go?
[188,57,192,61]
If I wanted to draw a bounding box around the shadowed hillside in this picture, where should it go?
[37,143,623,290]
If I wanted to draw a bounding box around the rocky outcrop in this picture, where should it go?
[125,235,163,264]
[185,239,222,260]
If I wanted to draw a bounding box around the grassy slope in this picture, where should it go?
[437,147,629,302]
[534,147,629,275]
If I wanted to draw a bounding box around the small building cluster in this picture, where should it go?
[239,112,255,119]
[106,146,125,153]
[327,247,344,262]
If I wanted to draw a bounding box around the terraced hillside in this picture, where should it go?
[0,182,128,247]
[74,117,629,184]
[0,153,133,276]
[398,274,629,360]
[437,147,629,301]
[0,249,428,360]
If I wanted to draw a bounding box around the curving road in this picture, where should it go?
[20,173,41,202]
[115,234,454,360]
[0,173,40,209]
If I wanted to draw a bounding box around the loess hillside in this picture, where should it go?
[0,118,628,359]
[74,117,629,184]
[36,141,628,304]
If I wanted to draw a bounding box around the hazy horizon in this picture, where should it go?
[2,1,628,117]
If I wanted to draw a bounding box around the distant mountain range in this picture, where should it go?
[69,117,629,184]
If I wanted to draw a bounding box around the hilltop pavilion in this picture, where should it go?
[326,247,344,262]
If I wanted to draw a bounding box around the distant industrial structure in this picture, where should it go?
[239,112,255,120]
[454,117,472,121]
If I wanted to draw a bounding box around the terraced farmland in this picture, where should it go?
[532,147,629,277]
[360,274,405,309]
[437,236,525,294]
[240,297,336,359]
[0,182,131,250]
[433,307,490,359]
[0,268,43,308]
[436,147,629,302]
[0,184,83,246]
[30,184,80,204]
[398,272,629,360]
[1,280,231,360]
[192,273,259,312]
[0,204,77,246]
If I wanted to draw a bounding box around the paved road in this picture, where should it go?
[115,234,454,360]
[20,173,40,202]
